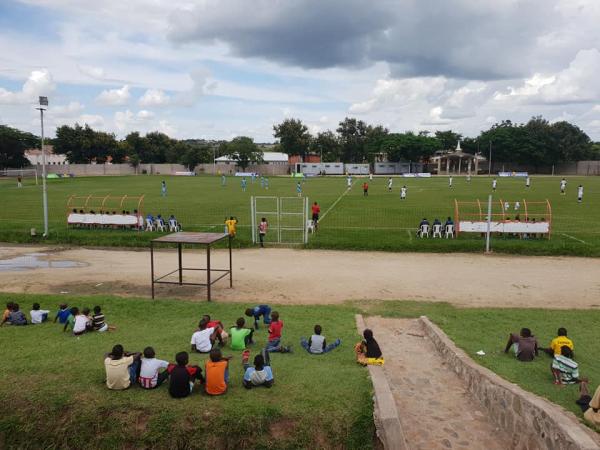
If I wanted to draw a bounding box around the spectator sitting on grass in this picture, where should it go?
[202,314,228,346]
[30,303,50,324]
[242,349,274,389]
[504,328,538,362]
[301,325,341,354]
[205,348,232,396]
[104,344,141,390]
[542,327,573,357]
[230,318,254,351]
[2,301,13,324]
[574,380,600,426]
[265,311,291,353]
[92,306,116,332]
[139,346,169,389]
[166,351,204,398]
[355,329,384,366]
[552,346,581,385]
[63,307,90,336]
[54,303,71,324]
[191,318,217,354]
[245,304,272,329]
[1,303,28,326]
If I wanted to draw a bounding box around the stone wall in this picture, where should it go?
[420,316,600,450]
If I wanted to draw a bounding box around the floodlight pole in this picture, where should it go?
[488,141,492,176]
[213,147,216,175]
[36,97,49,237]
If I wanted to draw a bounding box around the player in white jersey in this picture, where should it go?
[467,174,471,183]
[560,178,567,195]
[400,186,407,199]
[448,176,453,188]
[514,201,520,211]
[492,178,497,191]
[346,175,352,189]
[387,177,393,192]
[577,185,583,203]
[504,201,510,211]
[369,173,373,181]
[525,176,530,188]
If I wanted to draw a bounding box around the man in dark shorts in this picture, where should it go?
[311,201,320,230]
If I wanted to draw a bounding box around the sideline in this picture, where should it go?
[319,180,356,223]
[562,233,588,244]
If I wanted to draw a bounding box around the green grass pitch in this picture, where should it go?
[0,174,599,255]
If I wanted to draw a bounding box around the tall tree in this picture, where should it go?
[309,131,341,162]
[180,143,212,171]
[380,132,440,162]
[434,130,463,150]
[273,118,311,159]
[225,136,263,170]
[0,125,37,169]
[336,117,388,163]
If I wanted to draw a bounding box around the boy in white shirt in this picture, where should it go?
[448,176,453,188]
[387,177,393,192]
[139,347,170,389]
[492,178,497,191]
[300,325,341,354]
[560,178,567,195]
[191,318,217,353]
[400,186,407,200]
[578,185,584,203]
[30,303,50,324]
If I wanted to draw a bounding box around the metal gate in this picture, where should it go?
[251,196,308,245]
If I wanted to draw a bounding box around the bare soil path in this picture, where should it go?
[365,316,514,449]
[1,244,600,307]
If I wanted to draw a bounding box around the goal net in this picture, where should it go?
[0,168,38,185]
[251,196,308,245]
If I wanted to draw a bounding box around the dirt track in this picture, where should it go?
[1,244,599,308]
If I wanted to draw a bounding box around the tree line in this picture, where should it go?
[1,116,599,170]
[274,116,600,165]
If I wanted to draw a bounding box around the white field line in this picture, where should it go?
[562,233,588,244]
[319,181,356,223]
[406,229,413,242]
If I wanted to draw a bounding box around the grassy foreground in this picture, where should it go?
[2,294,600,449]
[1,174,599,255]
[0,294,374,450]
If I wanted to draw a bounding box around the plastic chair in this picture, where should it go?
[445,224,454,239]
[419,224,430,238]
[169,219,178,232]
[306,219,315,233]
[145,218,154,231]
[156,219,165,232]
[432,224,442,238]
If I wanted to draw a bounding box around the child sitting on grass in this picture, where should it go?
[54,303,71,324]
[139,346,170,389]
[552,346,581,385]
[301,325,341,354]
[245,304,272,330]
[355,329,384,365]
[64,307,90,336]
[504,328,538,362]
[104,344,141,390]
[191,318,218,353]
[242,349,274,389]
[30,303,50,324]
[202,314,228,346]
[2,302,13,324]
[205,348,232,396]
[230,318,254,351]
[265,311,291,353]
[166,351,204,398]
[92,306,116,332]
[542,327,573,357]
[1,303,28,326]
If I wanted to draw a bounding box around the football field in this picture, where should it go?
[1,174,599,255]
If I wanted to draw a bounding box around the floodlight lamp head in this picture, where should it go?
[39,96,48,106]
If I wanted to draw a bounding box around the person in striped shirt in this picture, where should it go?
[92,306,116,332]
[552,346,581,385]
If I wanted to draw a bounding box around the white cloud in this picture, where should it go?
[139,89,170,107]
[96,85,131,106]
[78,64,107,80]
[0,69,55,105]
[78,114,105,127]
[51,101,84,115]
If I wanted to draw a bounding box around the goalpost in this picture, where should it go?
[1,168,38,185]
[251,196,309,245]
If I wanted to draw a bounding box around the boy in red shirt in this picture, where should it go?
[311,202,320,230]
[265,311,291,353]
[363,182,369,196]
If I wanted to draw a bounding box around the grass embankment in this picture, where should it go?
[0,294,374,449]
[1,174,599,255]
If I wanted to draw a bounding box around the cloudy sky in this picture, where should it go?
[1,0,600,141]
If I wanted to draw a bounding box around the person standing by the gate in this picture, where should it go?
[311,202,320,231]
[258,218,268,248]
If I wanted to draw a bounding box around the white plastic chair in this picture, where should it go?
[432,224,442,238]
[169,219,178,232]
[145,218,154,231]
[445,224,454,238]
[419,224,430,238]
[156,219,165,232]
[306,219,315,233]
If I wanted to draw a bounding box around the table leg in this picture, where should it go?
[178,242,182,285]
[229,235,233,287]
[150,242,155,299]
[207,245,211,301]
